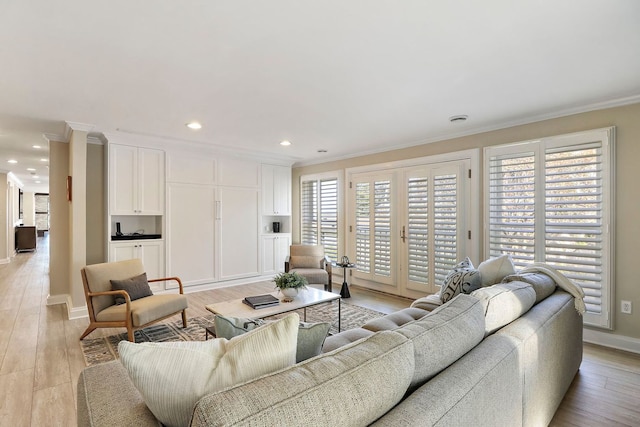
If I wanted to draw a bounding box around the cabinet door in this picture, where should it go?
[138,148,165,214]
[109,144,138,215]
[167,183,216,286]
[261,164,276,214]
[273,165,291,215]
[140,241,164,280]
[109,241,138,262]
[262,234,291,275]
[217,187,259,280]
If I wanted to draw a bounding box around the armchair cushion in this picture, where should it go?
[96,294,188,326]
[110,273,153,305]
[289,268,329,285]
[290,255,323,269]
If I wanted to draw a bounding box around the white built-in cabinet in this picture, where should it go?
[165,153,261,288]
[109,240,164,286]
[262,164,291,215]
[109,144,164,215]
[262,234,291,275]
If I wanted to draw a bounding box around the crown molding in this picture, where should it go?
[42,133,66,143]
[64,121,95,141]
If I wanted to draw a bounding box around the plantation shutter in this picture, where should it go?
[544,142,604,316]
[319,178,338,262]
[354,176,393,283]
[487,151,536,268]
[485,128,614,328]
[407,176,429,284]
[300,180,318,245]
[433,172,459,286]
[300,177,339,262]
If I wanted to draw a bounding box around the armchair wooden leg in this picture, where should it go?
[79,325,96,340]
[182,310,188,328]
[127,328,135,342]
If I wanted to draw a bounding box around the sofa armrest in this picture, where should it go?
[77,361,159,427]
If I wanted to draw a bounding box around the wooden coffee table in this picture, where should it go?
[205,288,342,337]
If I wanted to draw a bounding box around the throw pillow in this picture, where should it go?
[440,257,482,303]
[478,254,516,287]
[296,321,331,363]
[213,315,263,339]
[118,313,299,427]
[213,315,330,363]
[110,272,153,305]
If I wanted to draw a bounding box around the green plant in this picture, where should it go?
[273,272,309,290]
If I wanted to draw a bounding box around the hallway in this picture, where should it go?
[0,235,83,426]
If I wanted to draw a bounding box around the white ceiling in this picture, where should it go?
[2,1,640,192]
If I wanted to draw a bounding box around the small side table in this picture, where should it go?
[334,262,356,298]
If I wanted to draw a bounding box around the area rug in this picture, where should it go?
[80,300,384,366]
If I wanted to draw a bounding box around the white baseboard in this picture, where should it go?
[69,304,89,320]
[0,257,9,265]
[583,328,640,355]
[47,293,88,319]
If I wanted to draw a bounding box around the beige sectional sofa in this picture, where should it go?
[77,278,582,427]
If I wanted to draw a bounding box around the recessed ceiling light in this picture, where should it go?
[40,158,47,162]
[35,181,41,184]
[280,140,291,146]
[317,149,328,153]
[449,115,469,123]
[33,145,41,149]
[27,168,36,171]
[33,175,39,179]
[186,122,202,130]
[8,159,17,164]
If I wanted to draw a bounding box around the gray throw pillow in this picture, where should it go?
[440,257,482,303]
[213,315,330,363]
[214,315,264,339]
[110,272,153,305]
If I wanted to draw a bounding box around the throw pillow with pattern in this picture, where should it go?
[440,257,482,303]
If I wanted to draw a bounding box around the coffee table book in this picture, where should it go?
[243,294,280,309]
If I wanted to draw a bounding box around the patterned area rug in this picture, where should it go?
[80,300,384,366]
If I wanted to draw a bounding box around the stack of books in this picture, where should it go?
[242,294,280,309]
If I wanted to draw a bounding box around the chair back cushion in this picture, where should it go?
[289,245,325,268]
[83,259,145,316]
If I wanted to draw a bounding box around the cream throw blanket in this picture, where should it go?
[518,263,586,315]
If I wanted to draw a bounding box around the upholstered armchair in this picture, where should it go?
[79,259,188,342]
[285,245,333,292]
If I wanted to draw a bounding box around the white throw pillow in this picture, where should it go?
[478,254,516,287]
[118,313,299,427]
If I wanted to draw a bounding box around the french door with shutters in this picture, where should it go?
[349,160,471,299]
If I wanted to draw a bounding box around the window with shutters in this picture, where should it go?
[485,128,614,328]
[300,175,339,262]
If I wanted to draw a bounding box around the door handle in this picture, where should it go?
[401,226,406,243]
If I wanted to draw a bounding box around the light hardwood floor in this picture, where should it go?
[1,235,639,426]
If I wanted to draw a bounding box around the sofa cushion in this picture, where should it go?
[471,281,536,335]
[478,254,516,287]
[411,293,442,311]
[190,330,415,427]
[322,327,375,353]
[502,272,557,303]
[96,294,188,326]
[118,313,299,427]
[394,294,485,390]
[110,272,153,305]
[440,257,482,303]
[362,307,429,332]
